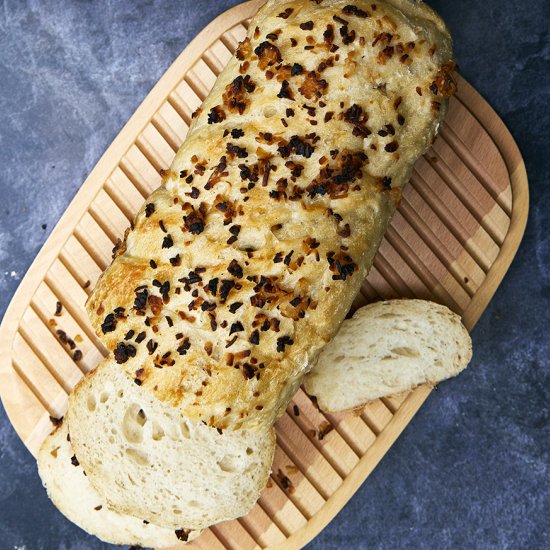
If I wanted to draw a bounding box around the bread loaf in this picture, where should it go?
[68,359,275,530]
[87,0,456,431]
[38,415,199,547]
[304,299,472,412]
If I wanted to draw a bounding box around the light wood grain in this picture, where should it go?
[0,1,528,548]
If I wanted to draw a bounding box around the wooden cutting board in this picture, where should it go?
[0,1,528,548]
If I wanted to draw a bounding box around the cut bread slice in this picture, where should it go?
[304,299,472,412]
[68,359,276,530]
[38,415,198,547]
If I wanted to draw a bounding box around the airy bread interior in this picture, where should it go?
[37,414,198,547]
[68,360,275,530]
[304,299,472,412]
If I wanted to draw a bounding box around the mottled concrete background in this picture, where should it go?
[0,1,549,549]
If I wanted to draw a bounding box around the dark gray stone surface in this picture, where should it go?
[0,1,548,548]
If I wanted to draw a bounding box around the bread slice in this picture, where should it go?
[303,299,472,412]
[37,415,198,547]
[68,359,275,530]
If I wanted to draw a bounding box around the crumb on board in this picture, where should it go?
[276,469,295,494]
[318,421,334,440]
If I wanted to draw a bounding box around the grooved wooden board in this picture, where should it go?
[0,1,528,549]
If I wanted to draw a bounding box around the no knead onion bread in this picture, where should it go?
[68,360,276,530]
[37,416,199,547]
[304,299,472,412]
[86,0,456,432]
[37,0,459,545]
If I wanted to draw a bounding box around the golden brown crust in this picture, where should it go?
[87,0,455,430]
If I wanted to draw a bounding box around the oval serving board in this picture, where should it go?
[0,1,528,549]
